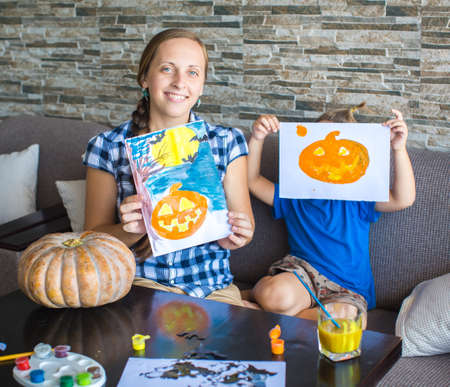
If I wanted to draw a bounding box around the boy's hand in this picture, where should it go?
[384,109,408,151]
[217,212,254,250]
[252,114,280,141]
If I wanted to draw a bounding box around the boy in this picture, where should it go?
[244,105,415,326]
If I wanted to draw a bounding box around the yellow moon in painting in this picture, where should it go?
[151,126,199,167]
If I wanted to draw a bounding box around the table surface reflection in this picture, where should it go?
[0,286,401,386]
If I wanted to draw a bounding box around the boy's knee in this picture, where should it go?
[254,277,300,313]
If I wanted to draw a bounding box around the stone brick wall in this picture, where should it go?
[0,0,448,150]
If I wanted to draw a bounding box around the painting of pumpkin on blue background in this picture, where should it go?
[125,120,230,256]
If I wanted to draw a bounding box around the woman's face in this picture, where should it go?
[142,37,206,127]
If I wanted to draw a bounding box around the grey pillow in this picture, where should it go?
[55,179,86,232]
[395,273,450,357]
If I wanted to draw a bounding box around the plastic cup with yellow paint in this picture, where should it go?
[317,302,363,362]
[132,334,150,357]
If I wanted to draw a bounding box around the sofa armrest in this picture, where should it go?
[0,204,71,251]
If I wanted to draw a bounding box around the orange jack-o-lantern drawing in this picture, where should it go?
[151,183,207,240]
[299,131,369,184]
[156,301,210,340]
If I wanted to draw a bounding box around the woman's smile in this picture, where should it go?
[165,91,189,102]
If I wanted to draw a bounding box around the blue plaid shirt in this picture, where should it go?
[83,112,248,298]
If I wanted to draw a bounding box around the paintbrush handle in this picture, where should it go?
[0,351,33,362]
[292,271,341,329]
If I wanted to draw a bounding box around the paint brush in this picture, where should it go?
[0,345,55,362]
[292,271,341,329]
[0,351,34,362]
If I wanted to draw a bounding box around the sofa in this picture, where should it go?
[0,115,105,296]
[0,114,449,386]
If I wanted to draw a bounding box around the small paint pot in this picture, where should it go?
[54,345,71,358]
[15,356,30,371]
[271,338,285,355]
[30,369,45,383]
[34,343,52,359]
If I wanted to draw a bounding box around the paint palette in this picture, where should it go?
[13,343,106,386]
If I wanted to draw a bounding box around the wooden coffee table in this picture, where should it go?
[0,286,401,386]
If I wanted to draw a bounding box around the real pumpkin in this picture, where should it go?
[299,131,369,184]
[17,231,136,308]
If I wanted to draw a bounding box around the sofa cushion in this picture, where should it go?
[0,144,39,225]
[55,179,86,232]
[0,115,108,209]
[377,352,450,387]
[395,273,450,357]
[370,148,450,310]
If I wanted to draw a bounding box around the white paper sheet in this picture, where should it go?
[279,122,390,201]
[117,357,286,387]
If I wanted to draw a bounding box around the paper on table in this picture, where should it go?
[279,122,390,201]
[117,357,286,387]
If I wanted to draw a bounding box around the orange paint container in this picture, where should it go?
[271,338,285,355]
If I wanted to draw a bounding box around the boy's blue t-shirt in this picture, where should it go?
[273,184,381,309]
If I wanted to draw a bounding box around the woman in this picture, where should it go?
[83,29,254,306]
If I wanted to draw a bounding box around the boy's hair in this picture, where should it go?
[316,102,366,123]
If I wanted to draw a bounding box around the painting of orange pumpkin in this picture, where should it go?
[299,131,369,184]
[151,183,208,240]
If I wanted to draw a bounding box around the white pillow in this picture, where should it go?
[395,273,450,357]
[0,144,39,225]
[55,179,86,232]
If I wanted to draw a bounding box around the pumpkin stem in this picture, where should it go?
[62,238,84,248]
[170,182,183,193]
[325,131,340,141]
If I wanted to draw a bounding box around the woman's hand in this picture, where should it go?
[384,109,408,151]
[251,114,280,141]
[218,211,254,250]
[120,195,146,234]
